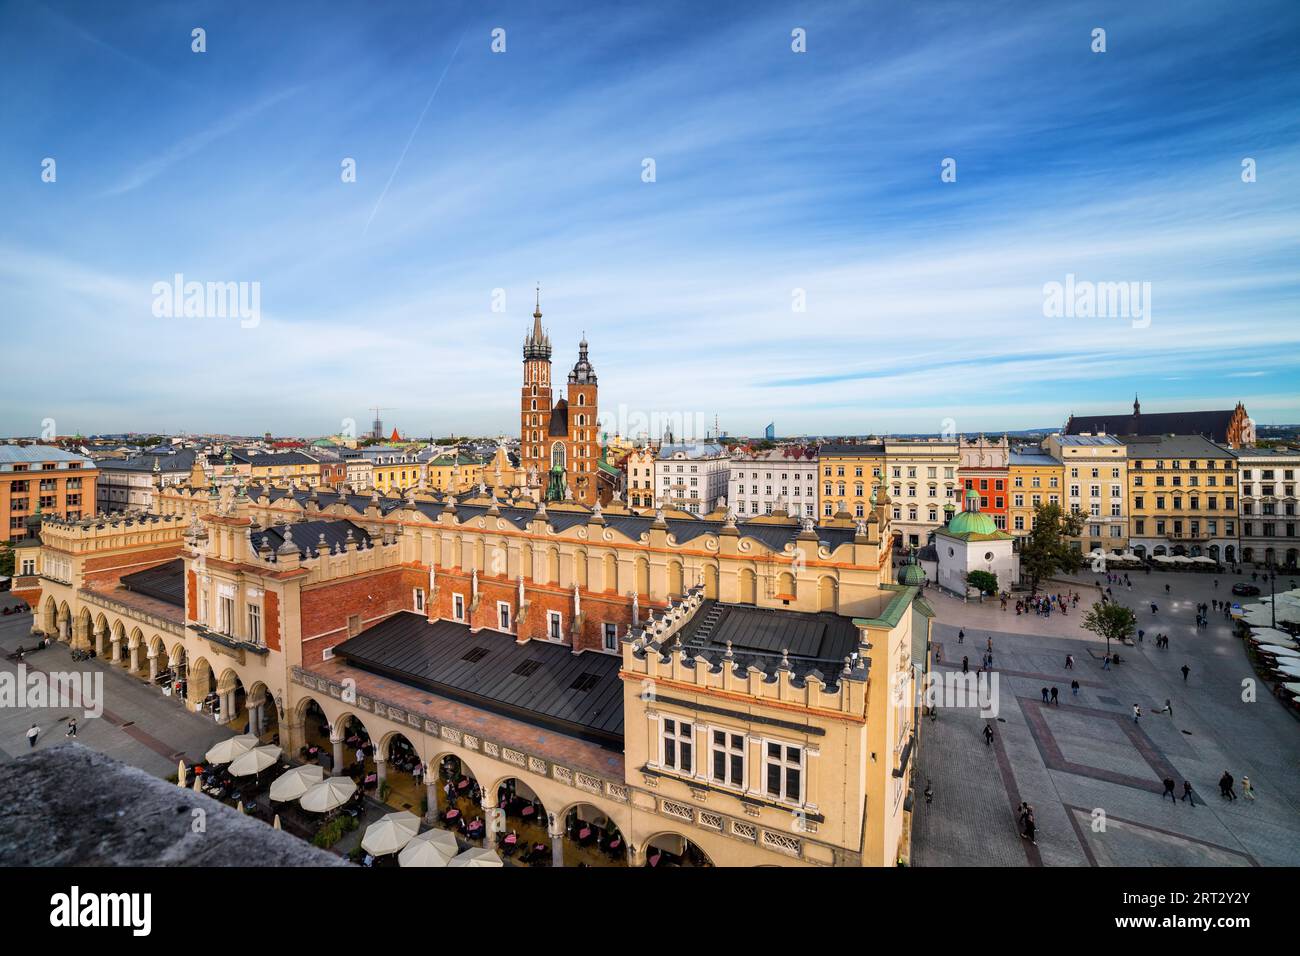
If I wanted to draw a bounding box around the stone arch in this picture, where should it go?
[703,562,719,599]
[555,799,628,867]
[56,601,72,643]
[603,553,618,593]
[818,575,839,612]
[188,655,216,708]
[93,612,110,657]
[639,830,714,868]
[489,774,560,865]
[777,570,796,598]
[546,547,560,584]
[110,619,127,664]
[42,596,57,637]
[377,729,423,810]
[667,560,684,599]
[573,549,588,589]
[245,681,279,742]
[73,606,93,650]
[738,567,758,604]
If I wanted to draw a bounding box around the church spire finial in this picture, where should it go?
[534,282,542,319]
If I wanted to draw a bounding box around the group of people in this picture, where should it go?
[1015,592,1078,617]
[1218,771,1256,801]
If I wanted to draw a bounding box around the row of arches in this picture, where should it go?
[39,598,281,743]
[293,694,711,867]
[443,540,842,610]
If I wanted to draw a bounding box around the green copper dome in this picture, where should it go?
[900,562,927,586]
[947,489,997,536]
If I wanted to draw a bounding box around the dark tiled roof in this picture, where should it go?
[1066,410,1237,443]
[120,558,185,607]
[1121,435,1235,459]
[548,399,569,437]
[817,442,886,456]
[99,449,200,472]
[332,613,624,748]
[672,600,864,683]
[252,519,371,557]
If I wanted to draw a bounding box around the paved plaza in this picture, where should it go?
[0,596,234,777]
[912,568,1300,867]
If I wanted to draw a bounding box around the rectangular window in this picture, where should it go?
[603,622,618,652]
[453,593,465,621]
[548,610,563,641]
[218,595,235,635]
[498,602,511,631]
[661,718,693,774]
[765,741,804,803]
[247,604,262,644]
[711,729,746,789]
[413,588,426,613]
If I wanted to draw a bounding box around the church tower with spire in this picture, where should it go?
[518,287,600,506]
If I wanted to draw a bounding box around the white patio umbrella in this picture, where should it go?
[299,775,357,813]
[229,744,282,777]
[205,733,259,765]
[272,814,282,830]
[177,760,187,787]
[1257,644,1300,658]
[1282,682,1300,696]
[1276,662,1300,679]
[398,828,459,867]
[448,847,503,868]
[269,764,325,803]
[361,810,422,856]
[1249,627,1297,645]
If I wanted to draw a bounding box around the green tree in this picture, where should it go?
[0,541,13,579]
[966,569,999,599]
[1019,503,1085,594]
[1081,600,1137,656]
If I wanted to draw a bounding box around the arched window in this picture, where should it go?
[577,394,586,406]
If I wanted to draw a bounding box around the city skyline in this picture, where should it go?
[4,0,1299,436]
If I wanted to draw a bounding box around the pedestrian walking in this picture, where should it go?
[958,629,965,644]
[924,780,933,806]
[1041,687,1050,703]
[962,655,969,674]
[1023,813,1037,846]
[1181,781,1195,805]
[1181,663,1190,682]
[1241,776,1256,801]
[1161,699,1173,717]
[1219,771,1237,801]
[1162,778,1177,802]
[1065,654,1074,669]
[1133,704,1142,723]
[26,724,40,748]
[65,718,78,738]
[983,724,994,747]
[1071,678,1080,697]
[1102,655,1111,671]
[1151,602,1158,614]
[1050,686,1059,705]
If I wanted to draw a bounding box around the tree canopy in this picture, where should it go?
[1019,503,1085,594]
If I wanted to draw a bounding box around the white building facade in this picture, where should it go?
[1236,448,1300,568]
[728,449,819,519]
[656,443,729,515]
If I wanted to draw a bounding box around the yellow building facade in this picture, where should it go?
[1123,435,1239,562]
[817,443,887,524]
[1043,434,1129,553]
[1007,449,1064,536]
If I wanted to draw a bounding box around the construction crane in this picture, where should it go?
[369,406,396,441]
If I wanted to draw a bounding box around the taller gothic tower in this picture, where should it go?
[521,288,553,493]
[518,288,599,505]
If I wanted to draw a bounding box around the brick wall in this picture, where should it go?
[82,545,184,588]
[299,566,425,664]
[432,568,644,653]
[265,590,281,652]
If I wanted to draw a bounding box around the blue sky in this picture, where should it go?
[2,0,1298,439]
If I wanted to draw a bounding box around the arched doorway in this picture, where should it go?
[338,715,376,793]
[296,697,334,766]
[215,669,247,732]
[493,777,552,865]
[641,831,713,868]
[189,657,216,717]
[247,682,279,744]
[162,643,188,700]
[42,597,57,639]
[1225,545,1236,563]
[559,802,626,867]
[127,627,149,678]
[434,755,484,843]
[379,731,423,811]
